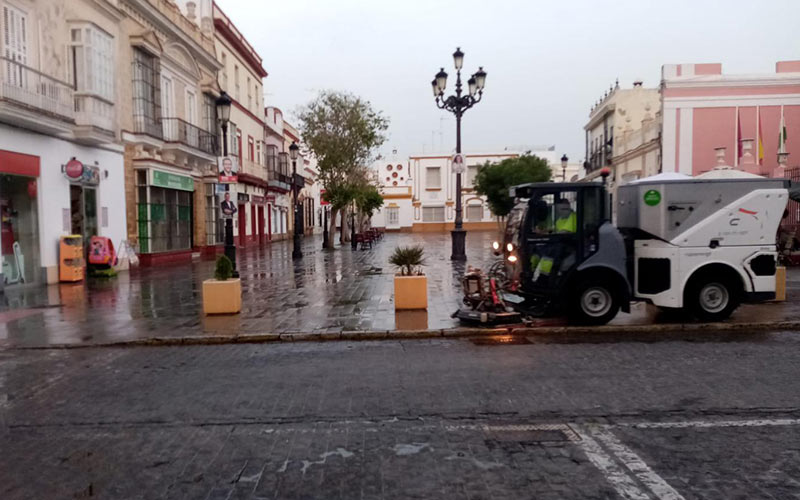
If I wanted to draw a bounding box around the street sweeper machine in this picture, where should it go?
[455,169,794,326]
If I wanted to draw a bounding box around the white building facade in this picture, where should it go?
[584,81,661,192]
[0,0,128,288]
[372,151,523,232]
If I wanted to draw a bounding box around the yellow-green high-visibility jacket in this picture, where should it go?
[555,212,576,233]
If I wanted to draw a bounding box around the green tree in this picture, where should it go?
[298,91,389,248]
[473,155,552,219]
[354,184,384,231]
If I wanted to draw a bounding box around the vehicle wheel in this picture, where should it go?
[687,276,740,322]
[571,280,620,325]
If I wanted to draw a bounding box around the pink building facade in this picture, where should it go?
[662,61,800,176]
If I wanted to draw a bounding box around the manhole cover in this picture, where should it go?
[471,335,531,346]
[485,424,581,443]
[488,429,569,442]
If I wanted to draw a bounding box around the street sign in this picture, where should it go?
[452,154,466,175]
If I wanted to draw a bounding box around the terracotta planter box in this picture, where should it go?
[394,275,428,310]
[775,266,786,301]
[202,278,242,315]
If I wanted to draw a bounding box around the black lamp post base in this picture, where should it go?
[322,211,329,249]
[450,228,467,261]
[351,216,357,250]
[292,233,303,259]
[224,218,239,277]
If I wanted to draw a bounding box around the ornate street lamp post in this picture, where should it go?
[290,141,302,259]
[432,47,486,261]
[215,91,238,277]
[350,201,358,250]
[322,205,329,249]
[561,154,568,181]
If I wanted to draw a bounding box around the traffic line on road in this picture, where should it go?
[622,418,800,430]
[572,426,652,500]
[589,425,685,500]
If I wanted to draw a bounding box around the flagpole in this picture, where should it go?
[779,104,785,154]
[756,105,760,166]
[734,106,739,167]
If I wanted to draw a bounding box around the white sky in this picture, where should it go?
[216,0,800,161]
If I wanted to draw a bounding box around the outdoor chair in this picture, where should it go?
[356,233,372,250]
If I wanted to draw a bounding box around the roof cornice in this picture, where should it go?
[122,0,221,71]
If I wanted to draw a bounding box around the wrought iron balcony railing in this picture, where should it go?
[0,56,74,119]
[161,117,218,156]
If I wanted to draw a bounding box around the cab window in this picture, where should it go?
[528,191,577,235]
[581,187,604,257]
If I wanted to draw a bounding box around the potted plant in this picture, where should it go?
[202,255,242,315]
[390,245,427,310]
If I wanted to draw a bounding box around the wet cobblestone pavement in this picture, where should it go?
[0,233,499,347]
[2,334,800,498]
[1,232,799,348]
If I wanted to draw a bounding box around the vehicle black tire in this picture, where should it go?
[686,275,740,322]
[571,279,620,326]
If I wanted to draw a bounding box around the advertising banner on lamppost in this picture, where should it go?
[452,153,466,174]
[218,156,239,184]
[219,191,237,219]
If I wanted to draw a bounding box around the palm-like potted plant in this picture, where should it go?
[390,245,427,310]
[202,255,242,315]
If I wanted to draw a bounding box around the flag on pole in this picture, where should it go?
[757,107,764,165]
[778,106,788,154]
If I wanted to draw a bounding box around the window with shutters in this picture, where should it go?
[185,90,196,125]
[236,130,242,159]
[220,52,227,90]
[202,93,215,133]
[226,122,238,157]
[3,4,27,64]
[68,24,113,100]
[386,207,399,226]
[247,76,251,110]
[3,4,27,87]
[131,48,161,137]
[466,204,483,221]
[422,206,445,222]
[467,165,479,186]
[425,166,441,189]
[234,65,239,100]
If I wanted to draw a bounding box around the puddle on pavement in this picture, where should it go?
[471,335,531,346]
[355,267,383,276]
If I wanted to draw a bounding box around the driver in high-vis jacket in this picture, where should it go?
[531,198,576,283]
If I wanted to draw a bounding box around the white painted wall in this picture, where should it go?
[0,124,127,283]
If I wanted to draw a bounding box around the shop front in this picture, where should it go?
[251,195,266,244]
[202,182,226,256]
[267,193,290,241]
[0,124,127,288]
[136,168,195,266]
[236,192,249,247]
[0,151,41,288]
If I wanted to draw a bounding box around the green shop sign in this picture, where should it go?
[643,189,661,206]
[151,170,194,191]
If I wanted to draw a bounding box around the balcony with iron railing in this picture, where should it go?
[162,117,218,157]
[133,114,163,140]
[0,56,75,133]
